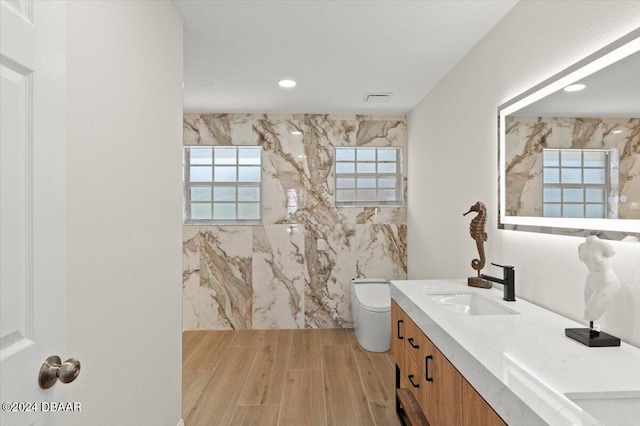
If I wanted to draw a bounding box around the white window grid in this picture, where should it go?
[184,146,262,224]
[542,148,609,219]
[334,147,403,207]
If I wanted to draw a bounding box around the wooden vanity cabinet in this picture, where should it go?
[391,302,506,426]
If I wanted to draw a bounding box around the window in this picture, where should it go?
[334,147,403,206]
[184,146,262,223]
[542,148,612,219]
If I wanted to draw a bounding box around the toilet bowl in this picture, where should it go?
[351,278,391,352]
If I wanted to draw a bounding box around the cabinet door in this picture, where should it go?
[430,346,463,426]
[417,330,436,378]
[417,330,436,421]
[462,379,507,426]
[391,301,405,367]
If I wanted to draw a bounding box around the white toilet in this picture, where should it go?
[351,278,391,352]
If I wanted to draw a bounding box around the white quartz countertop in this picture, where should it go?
[390,279,640,426]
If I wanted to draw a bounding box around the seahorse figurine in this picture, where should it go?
[463,201,491,288]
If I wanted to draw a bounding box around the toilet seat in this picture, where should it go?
[353,283,390,313]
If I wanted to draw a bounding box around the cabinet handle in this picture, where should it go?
[408,374,420,388]
[408,337,419,349]
[397,320,404,340]
[425,355,433,382]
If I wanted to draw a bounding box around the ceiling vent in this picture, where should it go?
[363,92,393,103]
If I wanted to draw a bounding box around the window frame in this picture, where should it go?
[334,147,404,207]
[183,146,263,225]
[541,148,611,219]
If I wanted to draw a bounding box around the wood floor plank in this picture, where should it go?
[369,401,402,426]
[238,329,291,405]
[279,369,326,426]
[320,328,353,346]
[351,338,394,403]
[377,353,395,385]
[230,329,266,347]
[182,370,214,419]
[288,329,321,369]
[183,330,210,360]
[185,346,258,426]
[183,330,236,371]
[229,404,280,426]
[323,345,376,426]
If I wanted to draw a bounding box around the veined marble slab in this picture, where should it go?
[356,118,407,147]
[252,225,307,329]
[183,113,253,145]
[182,226,201,330]
[304,223,357,328]
[183,226,253,329]
[355,224,407,280]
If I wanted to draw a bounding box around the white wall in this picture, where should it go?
[408,1,640,347]
[66,1,183,425]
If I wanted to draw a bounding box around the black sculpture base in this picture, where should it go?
[565,328,620,347]
[468,276,491,289]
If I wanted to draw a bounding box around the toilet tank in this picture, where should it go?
[352,279,390,312]
[351,279,391,352]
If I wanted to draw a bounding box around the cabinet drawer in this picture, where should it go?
[403,316,423,366]
[403,348,424,404]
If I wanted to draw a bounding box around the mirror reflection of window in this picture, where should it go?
[542,148,618,219]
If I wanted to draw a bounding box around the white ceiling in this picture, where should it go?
[172,0,517,114]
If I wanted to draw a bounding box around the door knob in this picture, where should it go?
[38,355,81,389]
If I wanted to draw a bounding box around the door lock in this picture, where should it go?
[38,355,81,389]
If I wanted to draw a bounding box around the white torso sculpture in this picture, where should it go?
[578,236,621,322]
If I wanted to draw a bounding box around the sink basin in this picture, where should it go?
[428,293,519,316]
[565,391,640,426]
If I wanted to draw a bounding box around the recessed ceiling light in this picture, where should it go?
[563,84,586,92]
[612,130,622,134]
[291,131,302,135]
[278,79,296,88]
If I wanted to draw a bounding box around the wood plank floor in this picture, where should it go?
[183,329,401,426]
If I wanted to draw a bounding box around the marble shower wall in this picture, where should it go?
[183,114,408,330]
[505,116,640,219]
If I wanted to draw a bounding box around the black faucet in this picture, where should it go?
[480,263,516,301]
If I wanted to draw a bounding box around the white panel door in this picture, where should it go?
[1,1,68,425]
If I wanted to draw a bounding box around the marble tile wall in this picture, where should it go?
[183,114,408,329]
[505,116,640,219]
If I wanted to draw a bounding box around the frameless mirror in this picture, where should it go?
[498,28,640,240]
